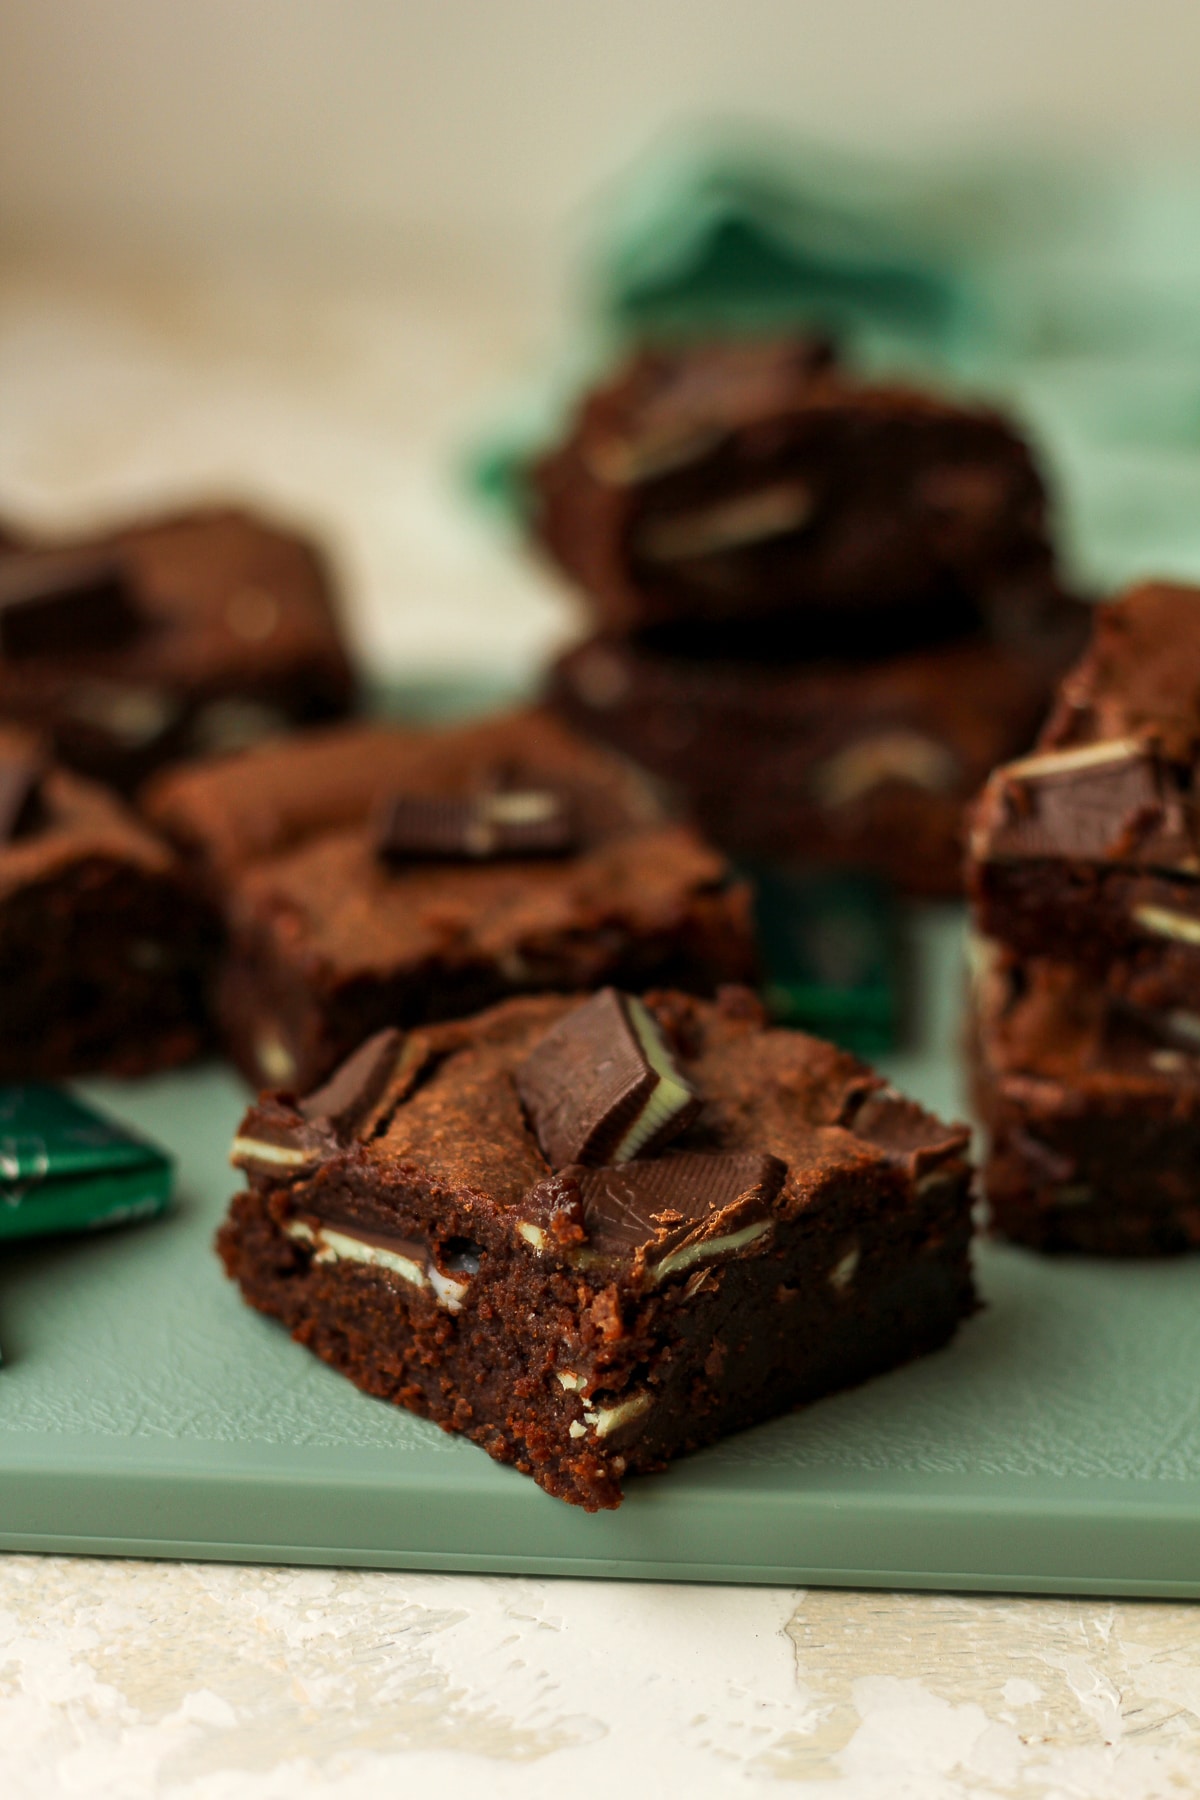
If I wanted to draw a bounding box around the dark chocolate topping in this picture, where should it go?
[299,1027,406,1135]
[569,1149,787,1268]
[977,741,1199,871]
[377,788,576,862]
[230,1098,327,1175]
[516,988,699,1168]
[0,550,142,658]
[292,1210,431,1267]
[0,752,45,843]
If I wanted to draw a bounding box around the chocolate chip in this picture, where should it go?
[569,1149,786,1282]
[299,1027,406,1135]
[0,551,142,658]
[0,754,45,844]
[516,988,699,1170]
[377,788,576,862]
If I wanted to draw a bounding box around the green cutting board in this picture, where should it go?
[2,909,1199,1596]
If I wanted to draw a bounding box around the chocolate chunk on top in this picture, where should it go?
[232,1026,424,1174]
[298,1026,407,1133]
[377,787,576,862]
[0,750,45,843]
[565,1149,787,1284]
[0,550,142,658]
[973,737,1200,873]
[516,987,699,1168]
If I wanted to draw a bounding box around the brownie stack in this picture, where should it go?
[968,581,1200,1253]
[534,337,1089,896]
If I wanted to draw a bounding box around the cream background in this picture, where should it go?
[5,0,1200,261]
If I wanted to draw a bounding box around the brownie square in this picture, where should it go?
[971,945,1200,1256]
[531,337,1059,653]
[550,613,1087,897]
[0,729,216,1077]
[969,582,1200,1013]
[219,987,976,1509]
[0,506,355,789]
[149,708,758,1090]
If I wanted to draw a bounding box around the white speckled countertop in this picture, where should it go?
[2,243,1200,1799]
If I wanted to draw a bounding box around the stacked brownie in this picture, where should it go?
[535,337,1089,895]
[968,581,1200,1253]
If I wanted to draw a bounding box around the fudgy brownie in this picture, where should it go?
[971,944,1200,1255]
[219,986,976,1508]
[550,616,1087,897]
[164,708,757,1089]
[970,582,1200,1013]
[531,337,1059,652]
[0,728,216,1076]
[0,506,355,789]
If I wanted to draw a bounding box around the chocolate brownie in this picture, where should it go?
[550,614,1088,897]
[531,337,1060,653]
[0,728,216,1077]
[971,944,1200,1255]
[162,708,757,1089]
[219,986,976,1508]
[0,506,355,789]
[969,582,1200,1012]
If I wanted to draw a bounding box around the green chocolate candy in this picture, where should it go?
[749,865,900,1056]
[0,1086,173,1242]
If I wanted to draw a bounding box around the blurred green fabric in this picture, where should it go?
[467,129,1200,596]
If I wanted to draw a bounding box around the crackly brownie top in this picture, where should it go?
[234,989,970,1283]
[145,706,666,880]
[0,506,348,694]
[227,818,734,980]
[973,942,1200,1095]
[0,725,180,899]
[970,584,1200,876]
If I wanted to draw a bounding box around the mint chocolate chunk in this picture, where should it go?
[377,788,575,862]
[299,1026,406,1134]
[0,550,142,658]
[516,987,699,1168]
[570,1149,787,1283]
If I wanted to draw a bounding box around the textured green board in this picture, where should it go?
[2,911,1200,1595]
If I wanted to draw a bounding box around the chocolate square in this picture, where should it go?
[516,987,699,1168]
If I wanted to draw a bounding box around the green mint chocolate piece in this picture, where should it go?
[749,865,899,1055]
[0,1085,173,1243]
